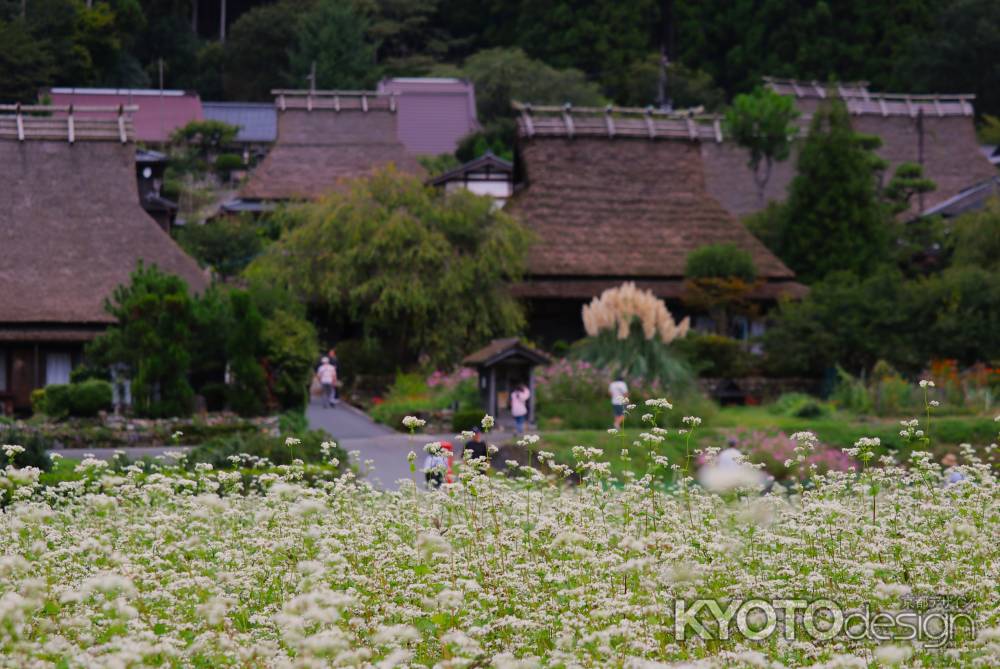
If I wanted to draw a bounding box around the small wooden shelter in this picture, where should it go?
[462,338,549,425]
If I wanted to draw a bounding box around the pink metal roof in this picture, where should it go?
[45,88,203,144]
[376,78,479,155]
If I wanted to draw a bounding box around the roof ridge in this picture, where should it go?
[0,104,136,143]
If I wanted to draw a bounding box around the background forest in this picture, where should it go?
[1,0,998,120]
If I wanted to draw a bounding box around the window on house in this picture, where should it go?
[45,352,73,386]
[0,349,7,392]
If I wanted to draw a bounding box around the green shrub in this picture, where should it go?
[215,153,244,175]
[452,408,484,433]
[187,429,344,469]
[0,428,52,471]
[42,385,72,418]
[370,397,440,429]
[31,388,47,415]
[831,366,873,414]
[260,309,319,411]
[67,380,113,418]
[672,333,758,377]
[32,381,111,418]
[685,244,757,282]
[769,392,829,419]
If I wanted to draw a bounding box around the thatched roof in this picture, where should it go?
[462,338,550,368]
[508,105,804,301]
[703,78,996,218]
[0,108,207,338]
[764,77,976,116]
[240,91,424,201]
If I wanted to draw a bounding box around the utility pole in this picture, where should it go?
[307,61,317,94]
[219,0,226,42]
[656,0,675,111]
[158,59,165,142]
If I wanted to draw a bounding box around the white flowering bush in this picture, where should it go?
[0,415,998,667]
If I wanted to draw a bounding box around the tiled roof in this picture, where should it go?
[428,151,513,186]
[45,88,203,143]
[0,119,208,328]
[203,102,277,143]
[377,78,479,155]
[917,177,1000,219]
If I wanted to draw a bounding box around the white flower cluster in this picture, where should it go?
[0,432,995,668]
[401,415,426,430]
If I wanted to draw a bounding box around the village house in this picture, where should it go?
[427,151,514,209]
[232,89,423,209]
[707,78,997,219]
[0,103,207,415]
[506,103,806,343]
[135,148,179,232]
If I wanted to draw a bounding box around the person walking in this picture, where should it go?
[315,357,338,409]
[608,376,628,429]
[464,426,488,464]
[510,383,531,434]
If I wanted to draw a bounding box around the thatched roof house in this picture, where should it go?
[0,103,207,412]
[507,103,806,341]
[240,90,424,202]
[702,78,997,218]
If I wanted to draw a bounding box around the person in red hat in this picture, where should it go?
[422,441,454,489]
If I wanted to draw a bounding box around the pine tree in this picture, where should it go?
[774,101,890,283]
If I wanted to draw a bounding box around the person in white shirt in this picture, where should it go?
[608,376,628,429]
[315,357,338,408]
[510,383,531,434]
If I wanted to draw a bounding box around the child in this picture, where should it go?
[423,442,454,488]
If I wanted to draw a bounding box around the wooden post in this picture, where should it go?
[528,370,536,425]
[488,367,496,417]
[219,0,226,42]
[307,61,316,94]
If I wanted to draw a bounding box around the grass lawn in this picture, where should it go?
[515,406,998,480]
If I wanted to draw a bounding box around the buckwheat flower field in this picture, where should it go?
[1,419,999,668]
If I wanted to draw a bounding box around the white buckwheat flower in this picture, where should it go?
[402,416,426,430]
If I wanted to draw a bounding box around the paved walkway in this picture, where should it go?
[307,400,434,489]
[306,399,515,490]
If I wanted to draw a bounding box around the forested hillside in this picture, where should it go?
[1,0,998,118]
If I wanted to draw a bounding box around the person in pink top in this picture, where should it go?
[510,383,531,434]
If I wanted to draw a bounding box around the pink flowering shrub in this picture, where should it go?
[737,431,857,480]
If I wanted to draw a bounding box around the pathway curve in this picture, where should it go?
[306,400,514,490]
[307,400,433,489]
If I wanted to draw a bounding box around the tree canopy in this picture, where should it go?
[747,101,891,284]
[246,169,532,367]
[724,87,800,206]
[6,0,997,120]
